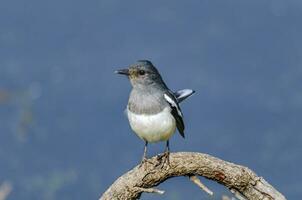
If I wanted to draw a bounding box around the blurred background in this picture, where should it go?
[0,0,301,199]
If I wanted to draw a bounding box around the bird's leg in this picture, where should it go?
[156,140,170,167]
[142,141,148,162]
[163,140,170,165]
[139,141,153,167]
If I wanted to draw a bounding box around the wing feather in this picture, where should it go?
[164,92,185,138]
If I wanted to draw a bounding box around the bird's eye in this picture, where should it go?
[139,70,145,75]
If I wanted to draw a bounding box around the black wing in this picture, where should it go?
[164,91,185,138]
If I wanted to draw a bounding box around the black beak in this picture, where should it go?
[115,68,130,76]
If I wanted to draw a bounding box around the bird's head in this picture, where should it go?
[115,60,164,88]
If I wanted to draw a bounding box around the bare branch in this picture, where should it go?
[100,152,286,200]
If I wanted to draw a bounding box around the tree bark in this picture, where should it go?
[100,152,286,200]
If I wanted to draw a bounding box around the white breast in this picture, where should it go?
[127,107,176,143]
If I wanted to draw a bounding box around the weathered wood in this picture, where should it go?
[100,152,286,200]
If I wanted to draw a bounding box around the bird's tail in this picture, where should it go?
[174,89,195,103]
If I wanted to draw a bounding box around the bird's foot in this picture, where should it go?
[155,151,170,169]
[139,157,154,169]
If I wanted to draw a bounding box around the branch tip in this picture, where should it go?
[137,187,165,195]
[189,175,213,196]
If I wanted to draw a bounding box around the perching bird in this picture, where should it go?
[115,60,194,164]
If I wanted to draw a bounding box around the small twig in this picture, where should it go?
[189,175,214,196]
[230,189,247,200]
[222,195,237,200]
[136,187,165,195]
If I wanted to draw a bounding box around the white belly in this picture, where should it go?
[127,107,176,143]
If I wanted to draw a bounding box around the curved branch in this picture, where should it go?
[100,152,286,200]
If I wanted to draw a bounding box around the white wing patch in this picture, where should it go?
[164,93,183,117]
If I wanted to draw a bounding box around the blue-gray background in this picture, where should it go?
[0,0,301,199]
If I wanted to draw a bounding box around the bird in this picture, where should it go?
[115,60,194,165]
